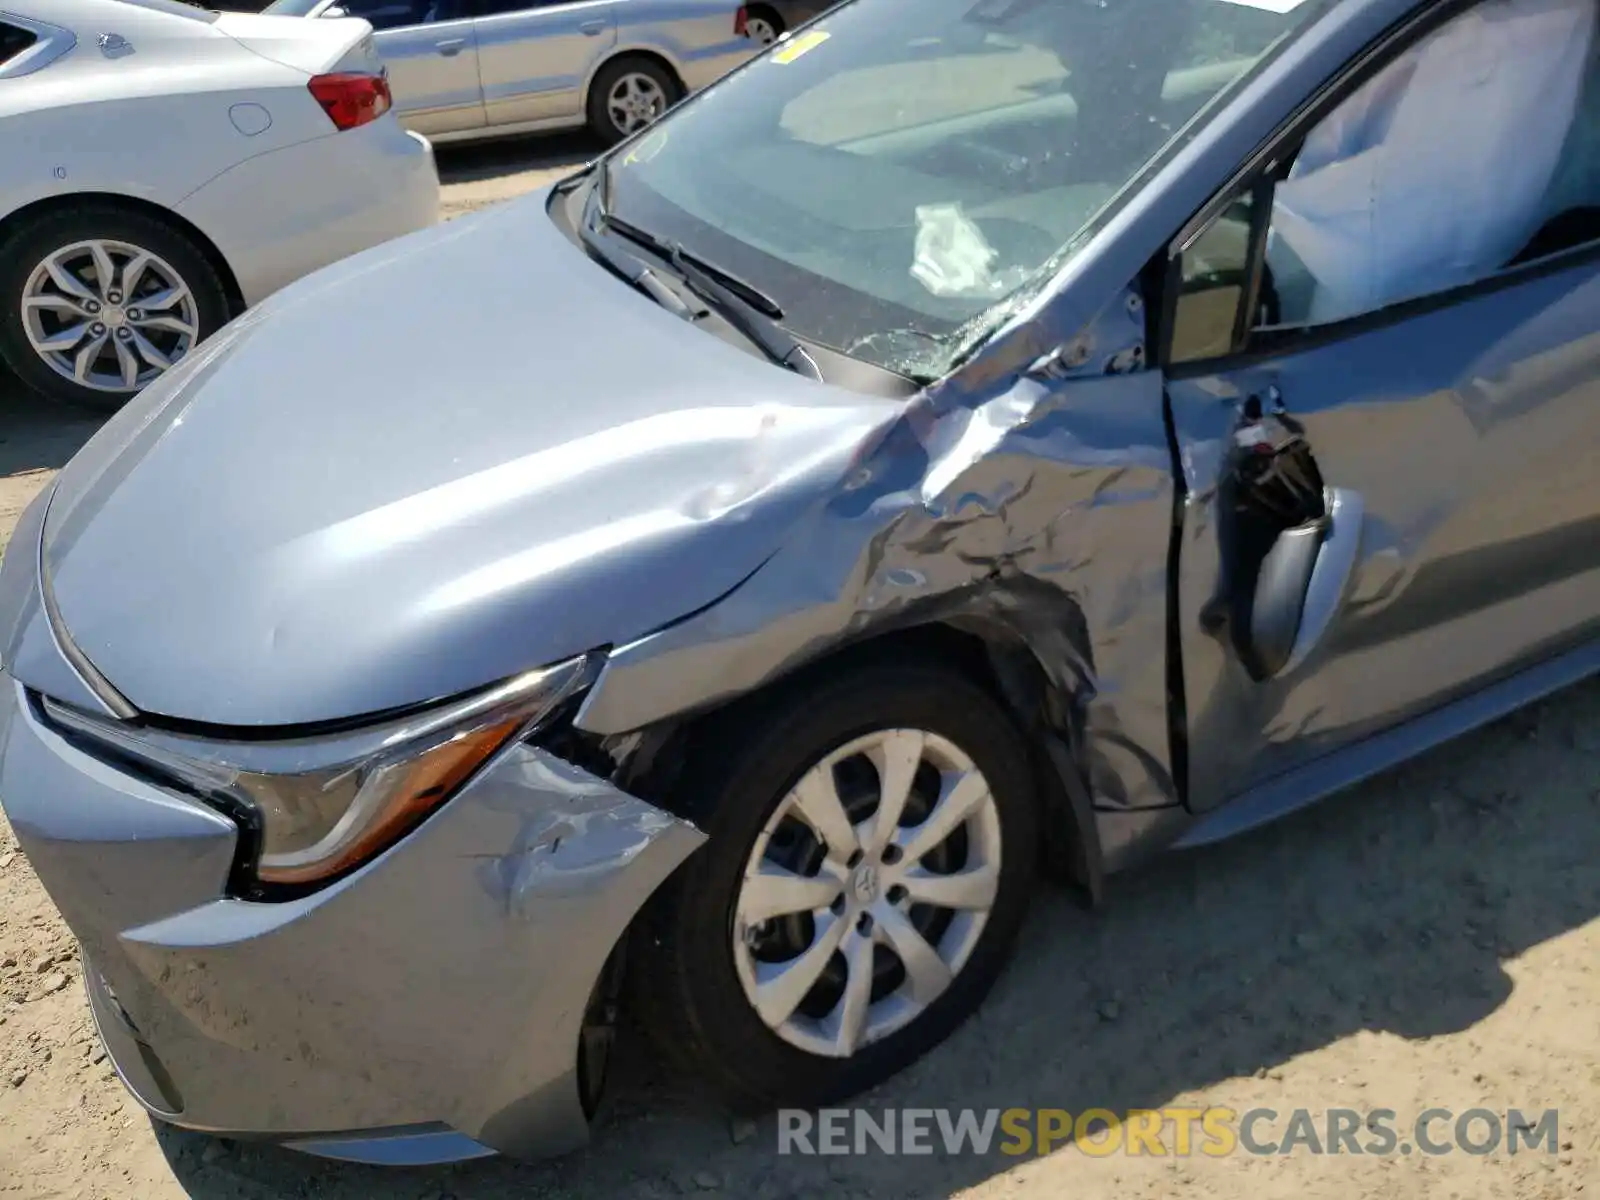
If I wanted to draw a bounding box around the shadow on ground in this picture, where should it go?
[434,131,601,188]
[148,678,1600,1199]
[0,377,103,481]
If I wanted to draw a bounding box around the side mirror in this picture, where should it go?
[1211,394,1362,683]
[1244,515,1324,679]
[1241,487,1363,681]
[323,5,350,16]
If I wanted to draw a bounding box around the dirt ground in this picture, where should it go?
[1,136,1598,1200]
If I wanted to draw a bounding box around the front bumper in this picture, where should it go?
[0,677,703,1163]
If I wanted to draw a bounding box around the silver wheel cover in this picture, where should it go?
[732,728,1003,1059]
[606,72,669,137]
[746,16,780,44]
[20,238,200,394]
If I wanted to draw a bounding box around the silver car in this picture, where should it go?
[260,0,759,144]
[15,0,1600,1175]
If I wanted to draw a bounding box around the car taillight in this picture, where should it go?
[307,71,392,132]
[734,5,748,35]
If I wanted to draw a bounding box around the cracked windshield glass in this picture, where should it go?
[605,0,1328,377]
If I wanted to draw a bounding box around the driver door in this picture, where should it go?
[1165,0,1600,815]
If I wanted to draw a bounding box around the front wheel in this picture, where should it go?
[587,57,681,147]
[632,660,1040,1111]
[0,204,230,412]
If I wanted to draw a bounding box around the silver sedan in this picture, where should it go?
[261,0,761,144]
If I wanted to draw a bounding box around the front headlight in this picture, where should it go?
[42,653,601,889]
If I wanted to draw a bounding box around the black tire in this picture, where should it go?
[631,658,1040,1112]
[0,203,230,413]
[744,4,787,44]
[586,56,682,148]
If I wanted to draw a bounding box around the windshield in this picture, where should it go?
[606,0,1329,377]
[261,0,327,14]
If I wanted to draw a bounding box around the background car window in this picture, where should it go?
[1261,0,1600,330]
[327,0,453,28]
[472,0,553,13]
[0,23,37,68]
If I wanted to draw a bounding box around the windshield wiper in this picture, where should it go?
[664,244,823,380]
[605,215,785,319]
[576,203,704,322]
[582,171,820,380]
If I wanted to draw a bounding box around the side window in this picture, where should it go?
[336,0,458,29]
[473,0,554,13]
[1170,186,1269,364]
[1170,0,1600,364]
[0,22,38,68]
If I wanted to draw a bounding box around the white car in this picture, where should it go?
[0,0,440,410]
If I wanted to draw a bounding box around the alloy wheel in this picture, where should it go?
[746,16,781,44]
[20,239,200,394]
[731,728,1003,1059]
[606,72,669,138]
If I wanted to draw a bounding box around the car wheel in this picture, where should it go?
[587,56,681,147]
[0,204,229,412]
[632,659,1040,1111]
[744,6,785,44]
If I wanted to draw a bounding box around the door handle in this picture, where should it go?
[579,19,608,35]
[435,37,467,55]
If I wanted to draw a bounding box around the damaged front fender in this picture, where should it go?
[575,287,1181,833]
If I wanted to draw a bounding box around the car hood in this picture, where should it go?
[31,193,900,728]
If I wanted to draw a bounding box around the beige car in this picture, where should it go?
[260,0,760,144]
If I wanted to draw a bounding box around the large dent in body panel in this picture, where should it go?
[579,289,1181,813]
[103,742,702,1159]
[33,200,903,728]
[462,749,699,916]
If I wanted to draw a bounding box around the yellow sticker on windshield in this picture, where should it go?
[771,29,830,64]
